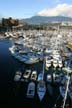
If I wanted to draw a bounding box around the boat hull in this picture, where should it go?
[37,81,46,101]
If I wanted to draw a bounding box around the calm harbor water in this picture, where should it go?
[0,39,59,108]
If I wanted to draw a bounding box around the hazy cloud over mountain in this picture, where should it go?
[37,4,72,17]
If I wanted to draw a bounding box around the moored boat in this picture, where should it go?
[27,82,35,98]
[46,74,52,83]
[14,71,22,81]
[30,70,37,81]
[45,57,51,69]
[53,59,58,68]
[37,73,43,81]
[23,69,31,79]
[58,59,63,68]
[37,80,46,101]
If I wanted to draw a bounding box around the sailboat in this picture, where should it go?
[37,49,46,101]
[69,75,72,101]
[59,75,70,108]
[37,80,46,101]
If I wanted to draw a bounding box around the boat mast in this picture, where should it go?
[42,26,46,81]
[43,48,45,80]
[62,74,70,108]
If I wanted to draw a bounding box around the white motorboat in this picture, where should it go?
[45,57,51,69]
[16,54,28,62]
[5,32,10,38]
[45,48,52,54]
[9,46,19,58]
[14,71,22,81]
[9,43,40,64]
[53,54,60,60]
[52,49,60,60]
[9,46,15,53]
[27,82,35,98]
[46,74,52,82]
[24,57,39,64]
[30,71,37,81]
[37,51,43,61]
[23,70,31,79]
[37,80,46,101]
[53,59,58,68]
[58,59,63,68]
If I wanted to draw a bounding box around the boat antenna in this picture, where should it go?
[62,74,70,108]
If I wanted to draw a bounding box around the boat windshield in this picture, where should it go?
[24,72,30,75]
[29,89,33,94]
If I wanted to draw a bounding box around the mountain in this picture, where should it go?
[20,16,72,24]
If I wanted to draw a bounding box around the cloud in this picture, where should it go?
[37,4,72,17]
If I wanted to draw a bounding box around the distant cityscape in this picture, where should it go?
[1,16,72,33]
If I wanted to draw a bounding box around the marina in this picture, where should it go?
[0,0,72,107]
[0,29,72,108]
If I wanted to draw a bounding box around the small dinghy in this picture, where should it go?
[14,71,22,81]
[27,82,35,98]
[37,80,46,101]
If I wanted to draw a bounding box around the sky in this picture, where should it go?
[0,0,72,19]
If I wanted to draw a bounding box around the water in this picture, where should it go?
[0,39,60,108]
